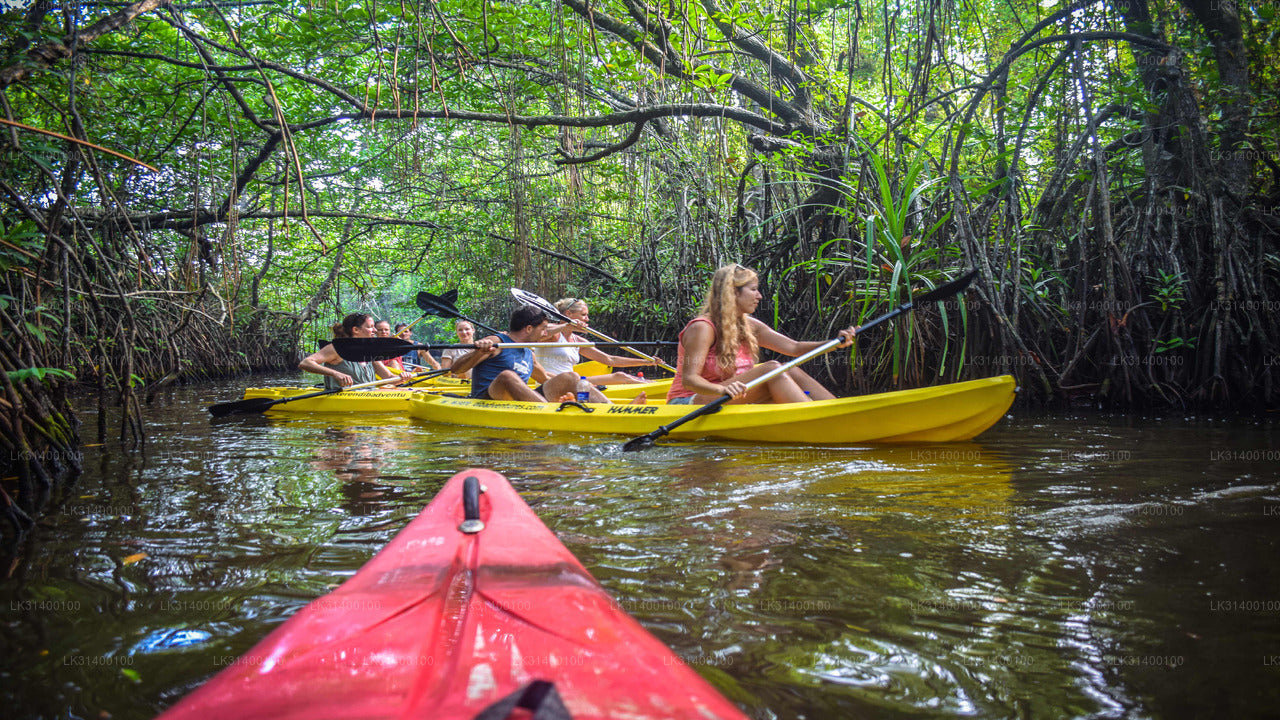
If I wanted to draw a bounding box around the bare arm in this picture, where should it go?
[418,350,442,370]
[752,317,858,355]
[530,357,549,384]
[679,321,734,397]
[372,360,405,381]
[579,345,654,368]
[447,336,499,376]
[299,345,353,386]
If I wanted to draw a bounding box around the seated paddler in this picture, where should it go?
[449,305,609,403]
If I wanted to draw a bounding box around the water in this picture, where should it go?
[2,376,1279,718]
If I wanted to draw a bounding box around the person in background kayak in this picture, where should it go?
[536,298,657,389]
[667,263,858,405]
[375,320,407,373]
[301,313,412,389]
[440,320,476,379]
[451,305,609,402]
[391,321,441,371]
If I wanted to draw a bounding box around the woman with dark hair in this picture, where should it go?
[667,264,858,405]
[300,313,411,390]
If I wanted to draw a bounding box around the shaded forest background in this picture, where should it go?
[1,0,1277,530]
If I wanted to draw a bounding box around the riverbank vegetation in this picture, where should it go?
[2,0,1276,531]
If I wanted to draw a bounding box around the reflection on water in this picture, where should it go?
[1,376,1278,719]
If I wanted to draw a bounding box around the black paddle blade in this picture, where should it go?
[207,396,280,418]
[621,433,660,452]
[331,337,427,362]
[416,291,459,318]
[916,268,978,304]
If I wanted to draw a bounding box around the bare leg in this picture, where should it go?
[486,370,546,402]
[542,371,614,403]
[690,361,809,405]
[785,366,835,400]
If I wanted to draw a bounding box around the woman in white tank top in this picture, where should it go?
[532,298,658,385]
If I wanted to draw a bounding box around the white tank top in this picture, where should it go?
[534,332,581,375]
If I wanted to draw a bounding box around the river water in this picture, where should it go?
[2,375,1279,719]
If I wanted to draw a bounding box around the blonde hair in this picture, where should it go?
[554,298,586,315]
[698,264,759,375]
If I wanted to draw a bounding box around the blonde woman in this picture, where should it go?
[440,320,476,379]
[534,298,657,385]
[667,264,858,405]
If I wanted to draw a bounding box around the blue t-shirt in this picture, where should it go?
[469,333,533,399]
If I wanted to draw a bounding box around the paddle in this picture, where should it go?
[415,291,504,336]
[621,269,979,452]
[510,288,678,373]
[208,368,452,417]
[331,337,671,363]
[402,288,457,332]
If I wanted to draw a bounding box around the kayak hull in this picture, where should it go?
[243,377,672,413]
[157,469,747,720]
[408,375,1017,444]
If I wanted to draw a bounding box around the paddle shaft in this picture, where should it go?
[514,289,677,372]
[208,368,451,416]
[332,336,676,362]
[622,269,979,450]
[624,338,844,448]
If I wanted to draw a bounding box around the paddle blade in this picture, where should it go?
[331,337,424,362]
[622,433,660,452]
[207,397,280,417]
[915,268,978,305]
[416,291,459,318]
[510,288,559,316]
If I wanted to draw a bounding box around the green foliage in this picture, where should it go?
[1149,269,1187,313]
[783,141,962,380]
[6,367,76,384]
[0,0,1275,408]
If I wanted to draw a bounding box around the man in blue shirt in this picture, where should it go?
[451,305,590,401]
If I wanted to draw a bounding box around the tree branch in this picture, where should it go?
[0,0,172,89]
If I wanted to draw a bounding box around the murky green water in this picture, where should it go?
[3,376,1279,718]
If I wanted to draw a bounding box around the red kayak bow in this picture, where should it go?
[158,469,747,720]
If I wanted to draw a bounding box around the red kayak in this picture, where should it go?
[158,469,748,720]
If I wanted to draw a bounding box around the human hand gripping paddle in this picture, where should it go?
[330,337,673,363]
[621,269,979,452]
[510,288,678,373]
[207,368,453,417]
[415,291,504,336]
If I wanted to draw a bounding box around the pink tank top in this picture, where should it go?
[668,317,755,400]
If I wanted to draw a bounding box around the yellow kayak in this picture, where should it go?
[407,376,1017,444]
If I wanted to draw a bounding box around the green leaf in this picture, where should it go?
[6,367,76,383]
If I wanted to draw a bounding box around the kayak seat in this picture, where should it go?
[474,680,571,720]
